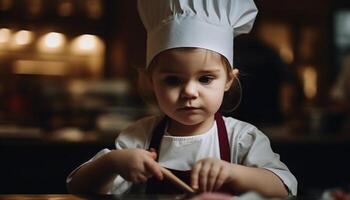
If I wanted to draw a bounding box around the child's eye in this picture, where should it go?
[199,75,215,84]
[163,76,181,86]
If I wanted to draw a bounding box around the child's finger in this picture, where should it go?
[144,149,158,160]
[150,152,157,160]
[198,162,211,192]
[135,173,148,183]
[214,167,227,191]
[148,148,158,160]
[208,164,220,191]
[145,160,163,180]
[191,162,202,190]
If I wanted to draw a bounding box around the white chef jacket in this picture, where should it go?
[67,115,297,195]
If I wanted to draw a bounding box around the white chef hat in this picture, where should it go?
[137,0,258,68]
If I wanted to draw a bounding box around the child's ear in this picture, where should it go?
[225,68,239,91]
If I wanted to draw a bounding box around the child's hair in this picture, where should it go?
[137,47,242,114]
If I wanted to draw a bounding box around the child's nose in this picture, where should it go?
[181,81,199,99]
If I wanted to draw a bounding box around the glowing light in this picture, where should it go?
[258,22,294,64]
[37,32,66,53]
[86,0,103,19]
[13,30,33,45]
[44,32,64,48]
[58,1,73,17]
[13,60,67,75]
[70,34,104,54]
[301,66,317,100]
[27,0,42,16]
[69,34,105,77]
[77,34,97,50]
[0,28,11,43]
[279,46,294,64]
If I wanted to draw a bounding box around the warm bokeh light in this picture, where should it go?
[86,0,103,19]
[258,22,294,64]
[13,30,33,46]
[70,34,104,54]
[279,46,294,64]
[58,0,74,17]
[37,32,66,53]
[0,28,11,44]
[76,35,97,51]
[0,0,13,11]
[43,32,65,48]
[13,60,67,75]
[27,0,42,16]
[301,66,317,100]
[69,34,105,78]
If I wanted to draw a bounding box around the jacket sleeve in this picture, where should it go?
[236,126,298,196]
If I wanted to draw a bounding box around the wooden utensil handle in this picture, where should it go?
[159,166,196,193]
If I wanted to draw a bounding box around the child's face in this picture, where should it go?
[150,48,233,127]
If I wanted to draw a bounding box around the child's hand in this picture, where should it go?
[191,158,234,192]
[111,148,163,183]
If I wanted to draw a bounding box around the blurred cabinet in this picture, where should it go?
[0,1,149,131]
[0,0,109,78]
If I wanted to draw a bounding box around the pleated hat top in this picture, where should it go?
[137,0,258,68]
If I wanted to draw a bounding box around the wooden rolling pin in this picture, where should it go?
[159,166,196,194]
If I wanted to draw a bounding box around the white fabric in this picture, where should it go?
[160,122,220,170]
[137,0,258,68]
[67,115,297,195]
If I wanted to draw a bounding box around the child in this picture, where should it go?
[67,0,297,197]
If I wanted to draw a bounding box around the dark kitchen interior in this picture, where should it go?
[1,0,350,196]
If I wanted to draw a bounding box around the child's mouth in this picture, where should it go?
[178,107,200,111]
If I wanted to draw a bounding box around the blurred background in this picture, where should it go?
[0,0,350,196]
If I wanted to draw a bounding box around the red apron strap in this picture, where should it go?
[215,112,231,162]
[148,116,168,161]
